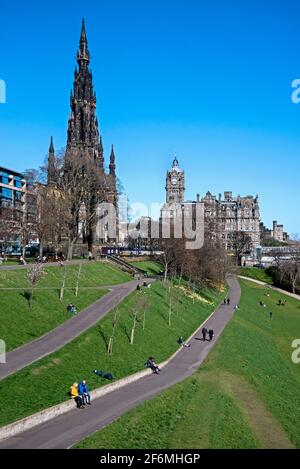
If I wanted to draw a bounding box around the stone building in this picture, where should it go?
[163,157,261,254]
[260,220,289,243]
[201,191,260,253]
[165,157,185,204]
[47,19,117,249]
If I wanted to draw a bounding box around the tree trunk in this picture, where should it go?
[39,242,43,257]
[168,287,172,327]
[292,277,296,295]
[107,337,113,355]
[67,239,75,260]
[164,265,168,282]
[130,313,137,344]
[60,267,67,301]
[130,327,135,345]
[108,313,118,354]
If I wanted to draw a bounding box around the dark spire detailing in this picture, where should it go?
[77,18,90,66]
[61,20,117,246]
[49,135,54,154]
[109,144,116,177]
[66,19,100,157]
[172,155,179,168]
[47,136,56,185]
[98,135,104,171]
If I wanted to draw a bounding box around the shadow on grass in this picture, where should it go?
[20,290,33,308]
[119,323,131,343]
[97,326,109,350]
[26,332,38,338]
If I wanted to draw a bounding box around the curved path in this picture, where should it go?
[0,259,88,271]
[0,279,149,381]
[0,275,241,449]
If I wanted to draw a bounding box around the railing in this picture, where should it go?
[105,254,146,276]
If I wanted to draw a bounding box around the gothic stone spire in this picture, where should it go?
[67,19,100,154]
[77,18,90,66]
[47,136,56,185]
[109,144,116,177]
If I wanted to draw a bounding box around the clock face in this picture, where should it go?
[171,178,177,185]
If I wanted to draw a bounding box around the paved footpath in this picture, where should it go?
[0,259,88,271]
[0,275,240,449]
[0,279,149,381]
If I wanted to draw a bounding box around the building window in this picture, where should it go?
[14,191,23,202]
[0,171,10,185]
[14,177,23,188]
[0,188,13,200]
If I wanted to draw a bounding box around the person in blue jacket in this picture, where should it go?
[78,380,91,405]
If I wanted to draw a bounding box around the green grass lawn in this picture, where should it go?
[0,280,224,428]
[75,279,300,449]
[239,267,273,285]
[130,261,163,276]
[0,262,131,351]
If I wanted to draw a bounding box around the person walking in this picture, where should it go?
[227,298,230,305]
[78,380,91,405]
[202,327,207,341]
[208,329,214,341]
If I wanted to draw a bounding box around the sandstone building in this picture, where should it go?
[260,220,289,243]
[164,157,261,254]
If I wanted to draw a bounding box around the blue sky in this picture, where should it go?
[0,0,300,233]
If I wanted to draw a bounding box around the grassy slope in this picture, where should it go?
[0,262,130,351]
[0,281,224,428]
[130,261,163,275]
[75,279,300,449]
[239,267,273,285]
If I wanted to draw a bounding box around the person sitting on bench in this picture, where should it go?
[67,303,77,314]
[178,336,191,348]
[69,382,84,409]
[145,356,160,374]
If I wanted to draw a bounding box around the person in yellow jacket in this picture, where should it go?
[70,382,84,409]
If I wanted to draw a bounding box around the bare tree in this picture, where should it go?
[59,265,68,301]
[26,264,45,309]
[137,290,150,331]
[161,279,173,327]
[59,151,115,259]
[107,309,119,355]
[278,241,300,294]
[75,262,83,297]
[160,239,177,281]
[130,307,139,345]
[233,231,252,265]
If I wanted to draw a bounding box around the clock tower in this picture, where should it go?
[166,156,185,204]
